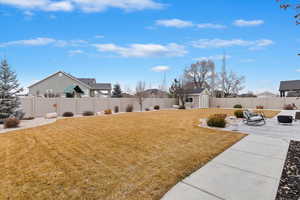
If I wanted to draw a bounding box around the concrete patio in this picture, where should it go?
[162,110,299,200]
[224,110,300,141]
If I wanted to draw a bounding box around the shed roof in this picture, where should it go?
[279,80,300,91]
[185,88,206,94]
[91,83,112,90]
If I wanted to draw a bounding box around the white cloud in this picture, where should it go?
[240,58,255,63]
[195,54,231,61]
[296,69,300,72]
[0,0,164,12]
[24,10,34,16]
[0,37,56,47]
[191,38,274,50]
[94,43,187,57]
[0,0,73,11]
[248,39,274,50]
[233,19,264,27]
[0,37,88,47]
[155,19,226,29]
[72,0,164,12]
[45,1,73,11]
[95,35,104,39]
[197,23,226,29]
[151,65,170,72]
[68,49,84,55]
[156,19,194,28]
[49,14,56,19]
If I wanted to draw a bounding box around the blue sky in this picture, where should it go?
[0,0,299,94]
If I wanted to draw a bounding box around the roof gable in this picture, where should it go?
[28,71,92,89]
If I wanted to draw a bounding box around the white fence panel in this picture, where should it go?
[211,97,300,110]
[18,97,176,117]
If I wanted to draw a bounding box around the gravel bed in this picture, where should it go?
[276,140,300,200]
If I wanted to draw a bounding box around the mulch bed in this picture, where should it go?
[276,140,300,200]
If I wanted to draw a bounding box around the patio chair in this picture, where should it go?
[243,110,266,125]
[295,112,300,121]
[277,115,293,125]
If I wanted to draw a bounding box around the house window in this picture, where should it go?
[186,97,193,103]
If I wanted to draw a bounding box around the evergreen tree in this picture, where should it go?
[0,59,22,117]
[112,83,122,98]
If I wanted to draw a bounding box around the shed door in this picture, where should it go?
[199,95,209,108]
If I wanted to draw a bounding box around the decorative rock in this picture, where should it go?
[45,112,58,119]
[276,140,300,200]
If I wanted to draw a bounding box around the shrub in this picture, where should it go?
[154,105,160,110]
[126,104,134,112]
[233,104,243,109]
[4,118,20,129]
[114,106,119,113]
[178,105,186,110]
[145,108,150,111]
[256,105,264,109]
[23,117,35,120]
[284,104,294,110]
[104,109,112,115]
[62,112,74,117]
[207,115,226,128]
[82,111,94,116]
[234,110,244,118]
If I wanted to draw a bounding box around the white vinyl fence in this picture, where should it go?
[210,97,300,110]
[19,97,176,117]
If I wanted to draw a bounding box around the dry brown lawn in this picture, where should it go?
[0,109,278,200]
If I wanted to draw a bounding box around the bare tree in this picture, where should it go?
[219,71,245,97]
[277,0,300,24]
[135,81,146,111]
[169,78,186,106]
[184,60,215,89]
[277,0,300,55]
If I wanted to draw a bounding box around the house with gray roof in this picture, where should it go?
[28,71,112,98]
[279,80,300,97]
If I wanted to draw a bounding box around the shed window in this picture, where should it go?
[186,97,193,103]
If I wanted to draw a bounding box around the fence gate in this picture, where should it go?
[199,95,209,108]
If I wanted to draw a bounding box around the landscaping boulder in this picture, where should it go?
[45,112,58,119]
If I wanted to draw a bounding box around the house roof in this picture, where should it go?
[77,78,96,86]
[28,71,92,89]
[28,71,111,90]
[279,80,300,91]
[185,88,206,94]
[90,83,112,90]
[256,91,276,97]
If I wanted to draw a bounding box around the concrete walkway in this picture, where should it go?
[162,110,297,200]
[0,117,56,134]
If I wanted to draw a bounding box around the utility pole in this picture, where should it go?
[221,51,227,98]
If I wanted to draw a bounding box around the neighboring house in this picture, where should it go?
[256,91,277,98]
[121,93,135,98]
[143,89,169,98]
[279,80,300,97]
[184,88,210,109]
[28,71,112,98]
